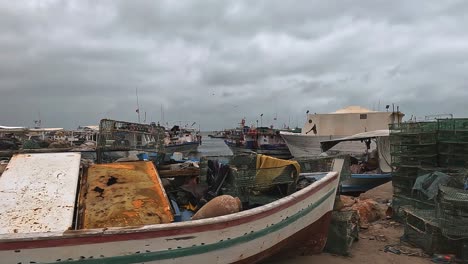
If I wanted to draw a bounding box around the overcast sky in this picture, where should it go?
[1,1,468,130]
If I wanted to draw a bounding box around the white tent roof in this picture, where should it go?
[320,129,390,152]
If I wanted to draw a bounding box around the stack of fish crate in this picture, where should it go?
[390,122,439,216]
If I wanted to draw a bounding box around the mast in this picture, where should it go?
[161,104,165,125]
[136,87,141,123]
[34,110,42,129]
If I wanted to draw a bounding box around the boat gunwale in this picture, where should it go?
[0,171,338,247]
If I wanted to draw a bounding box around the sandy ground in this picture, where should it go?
[263,182,433,264]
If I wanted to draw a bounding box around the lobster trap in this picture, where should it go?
[436,185,468,237]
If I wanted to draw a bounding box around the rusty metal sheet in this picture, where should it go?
[81,161,173,229]
[0,153,81,235]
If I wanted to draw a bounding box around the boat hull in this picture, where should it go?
[234,211,332,263]
[341,173,392,194]
[208,135,226,139]
[225,141,292,159]
[0,172,339,264]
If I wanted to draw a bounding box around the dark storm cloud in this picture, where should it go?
[1,1,468,129]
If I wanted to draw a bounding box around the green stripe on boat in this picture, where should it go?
[53,188,336,264]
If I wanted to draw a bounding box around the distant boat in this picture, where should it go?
[280,106,404,158]
[208,130,228,139]
[224,119,292,159]
[164,125,201,155]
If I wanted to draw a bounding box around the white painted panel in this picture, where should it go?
[0,153,81,234]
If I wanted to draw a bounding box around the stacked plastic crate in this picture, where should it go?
[390,122,439,215]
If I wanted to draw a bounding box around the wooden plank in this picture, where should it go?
[0,153,81,235]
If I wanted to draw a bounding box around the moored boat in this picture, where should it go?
[224,119,292,159]
[280,106,403,158]
[0,152,341,264]
[320,129,392,194]
[164,125,201,155]
[208,130,228,139]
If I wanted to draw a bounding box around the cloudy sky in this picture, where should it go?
[1,1,468,130]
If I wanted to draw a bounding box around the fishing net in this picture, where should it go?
[200,154,300,205]
[324,210,359,256]
[413,172,451,200]
[294,155,351,182]
[22,140,40,149]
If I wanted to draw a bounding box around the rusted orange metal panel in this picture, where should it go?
[81,161,173,229]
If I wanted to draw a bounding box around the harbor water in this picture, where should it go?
[193,133,233,158]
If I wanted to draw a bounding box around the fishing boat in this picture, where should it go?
[164,125,201,155]
[208,130,228,139]
[280,106,404,158]
[224,119,292,159]
[0,152,341,264]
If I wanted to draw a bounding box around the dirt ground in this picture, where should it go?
[264,182,433,264]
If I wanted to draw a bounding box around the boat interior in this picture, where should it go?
[0,152,338,238]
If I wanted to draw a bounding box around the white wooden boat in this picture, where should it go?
[280,106,403,158]
[0,154,341,264]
